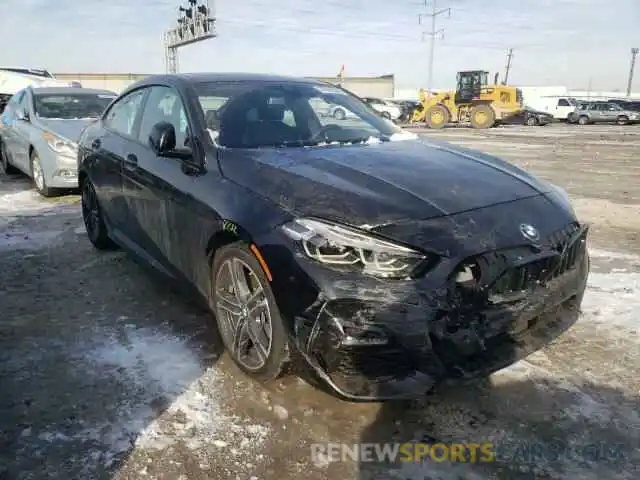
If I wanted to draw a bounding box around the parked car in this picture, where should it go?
[607,99,640,112]
[360,96,403,121]
[507,107,554,126]
[524,96,579,121]
[567,101,640,125]
[78,73,589,401]
[0,86,117,195]
[391,100,421,123]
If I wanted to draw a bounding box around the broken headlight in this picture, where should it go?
[281,218,426,278]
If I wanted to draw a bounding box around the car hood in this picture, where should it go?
[221,138,553,227]
[37,118,97,143]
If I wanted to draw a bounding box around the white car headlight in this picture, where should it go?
[43,131,77,157]
[281,218,427,278]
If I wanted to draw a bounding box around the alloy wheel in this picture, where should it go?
[32,157,45,191]
[215,257,273,371]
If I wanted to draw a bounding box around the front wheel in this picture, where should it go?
[30,151,57,197]
[617,116,629,126]
[578,116,590,125]
[526,116,538,126]
[211,243,289,382]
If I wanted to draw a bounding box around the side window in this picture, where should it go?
[557,98,570,107]
[598,103,610,111]
[588,104,599,111]
[138,86,190,148]
[105,89,146,136]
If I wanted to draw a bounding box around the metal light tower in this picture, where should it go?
[164,0,217,73]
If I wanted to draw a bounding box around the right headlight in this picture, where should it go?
[281,218,427,279]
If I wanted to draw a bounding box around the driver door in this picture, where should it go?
[122,85,195,276]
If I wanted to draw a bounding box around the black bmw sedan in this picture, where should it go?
[77,73,589,401]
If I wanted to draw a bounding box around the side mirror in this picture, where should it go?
[149,121,192,160]
[16,108,29,122]
[149,121,176,153]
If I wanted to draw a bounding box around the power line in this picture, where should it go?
[627,47,638,97]
[418,0,451,95]
[503,48,513,84]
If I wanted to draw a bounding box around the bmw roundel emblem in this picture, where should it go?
[520,223,540,242]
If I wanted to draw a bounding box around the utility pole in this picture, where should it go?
[164,0,217,73]
[503,48,513,85]
[419,0,451,97]
[627,47,639,97]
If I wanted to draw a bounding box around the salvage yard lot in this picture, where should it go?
[0,123,638,480]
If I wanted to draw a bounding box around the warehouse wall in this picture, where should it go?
[54,73,395,97]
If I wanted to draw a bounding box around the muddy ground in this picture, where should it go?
[0,123,638,480]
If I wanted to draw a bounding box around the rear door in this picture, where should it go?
[93,87,148,236]
[11,89,37,171]
[0,90,25,169]
[1,90,31,171]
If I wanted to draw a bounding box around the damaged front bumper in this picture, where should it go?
[282,223,590,401]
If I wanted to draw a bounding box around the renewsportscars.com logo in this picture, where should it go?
[310,441,627,466]
[311,442,495,465]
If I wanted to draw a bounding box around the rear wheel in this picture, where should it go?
[81,178,118,250]
[470,105,496,129]
[332,108,346,120]
[0,140,19,175]
[425,104,450,129]
[211,243,288,382]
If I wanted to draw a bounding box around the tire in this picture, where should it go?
[470,105,496,129]
[425,104,450,129]
[0,140,19,175]
[617,116,629,126]
[332,108,346,120]
[211,242,288,382]
[30,150,57,197]
[578,116,589,125]
[526,116,538,126]
[81,177,118,250]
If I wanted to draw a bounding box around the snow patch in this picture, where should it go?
[36,325,270,468]
[581,271,640,333]
[0,190,53,215]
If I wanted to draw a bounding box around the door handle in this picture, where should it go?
[123,153,138,170]
[91,138,101,150]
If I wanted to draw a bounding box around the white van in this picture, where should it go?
[524,96,579,120]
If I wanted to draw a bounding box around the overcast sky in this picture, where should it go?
[1,0,638,90]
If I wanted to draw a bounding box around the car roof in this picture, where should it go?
[136,72,330,88]
[29,87,117,96]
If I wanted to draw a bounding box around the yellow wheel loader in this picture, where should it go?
[410,70,524,129]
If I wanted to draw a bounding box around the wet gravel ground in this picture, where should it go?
[0,123,638,480]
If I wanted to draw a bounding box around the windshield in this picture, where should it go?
[33,92,116,119]
[195,80,404,149]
